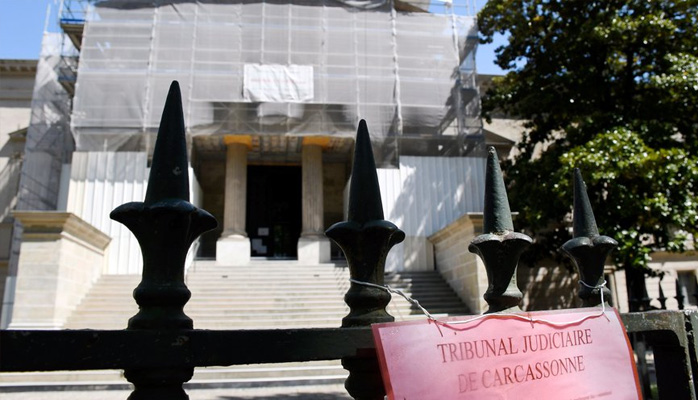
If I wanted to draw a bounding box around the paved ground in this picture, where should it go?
[1,385,354,400]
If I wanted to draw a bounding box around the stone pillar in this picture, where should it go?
[298,141,330,264]
[302,144,324,236]
[8,212,110,329]
[223,143,248,237]
[216,139,251,265]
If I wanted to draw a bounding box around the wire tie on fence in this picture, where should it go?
[350,278,438,321]
[350,278,611,331]
[579,279,610,321]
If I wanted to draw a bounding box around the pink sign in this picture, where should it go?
[372,308,641,400]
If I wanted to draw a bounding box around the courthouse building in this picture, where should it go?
[1,1,695,333]
[0,0,495,328]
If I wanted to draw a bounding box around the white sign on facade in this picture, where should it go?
[243,64,314,103]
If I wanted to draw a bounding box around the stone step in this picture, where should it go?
[191,261,346,266]
[183,279,347,284]
[186,277,349,282]
[69,300,464,315]
[85,284,453,293]
[68,309,466,324]
[93,278,348,286]
[187,267,344,271]
[70,300,465,313]
[75,295,464,307]
[74,305,350,313]
[64,313,451,330]
[0,361,347,389]
[55,261,468,387]
[69,308,460,320]
[82,291,453,301]
[82,287,457,296]
[187,267,349,273]
[82,276,445,287]
[67,304,466,320]
[184,270,440,277]
[185,271,440,282]
[79,293,457,305]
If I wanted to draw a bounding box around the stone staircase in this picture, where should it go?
[1,260,469,390]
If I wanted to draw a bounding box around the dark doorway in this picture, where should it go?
[246,166,302,259]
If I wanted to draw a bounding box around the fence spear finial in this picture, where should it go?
[326,119,404,400]
[347,119,384,224]
[483,146,514,233]
[326,119,403,326]
[561,169,616,307]
[144,81,190,205]
[111,80,217,332]
[110,80,217,399]
[572,168,599,238]
[469,147,531,314]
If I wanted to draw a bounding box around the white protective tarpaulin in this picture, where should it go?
[70,0,481,161]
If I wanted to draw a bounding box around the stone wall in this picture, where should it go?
[430,211,697,314]
[430,213,583,313]
[8,212,110,329]
[429,213,487,313]
[517,261,580,311]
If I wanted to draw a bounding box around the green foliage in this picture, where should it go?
[558,128,698,267]
[479,0,698,272]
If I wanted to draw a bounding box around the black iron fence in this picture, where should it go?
[1,81,696,399]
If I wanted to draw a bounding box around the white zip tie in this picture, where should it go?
[350,278,610,333]
[351,279,439,321]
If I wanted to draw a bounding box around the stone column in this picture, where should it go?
[216,139,251,265]
[298,141,330,264]
[302,144,324,236]
[223,143,247,237]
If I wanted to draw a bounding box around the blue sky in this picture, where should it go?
[0,0,506,75]
[0,0,58,60]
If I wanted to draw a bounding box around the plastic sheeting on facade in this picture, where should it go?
[64,151,203,274]
[377,155,486,272]
[71,0,480,162]
[7,33,75,278]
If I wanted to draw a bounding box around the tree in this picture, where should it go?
[478,0,698,309]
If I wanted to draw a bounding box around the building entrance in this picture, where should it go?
[246,166,302,259]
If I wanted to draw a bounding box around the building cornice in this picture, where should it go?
[0,59,38,76]
[13,211,111,251]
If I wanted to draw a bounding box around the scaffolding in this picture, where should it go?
[58,0,482,163]
[3,26,76,324]
[13,0,484,219]
[55,0,90,95]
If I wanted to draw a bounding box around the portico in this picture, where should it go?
[199,134,352,265]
